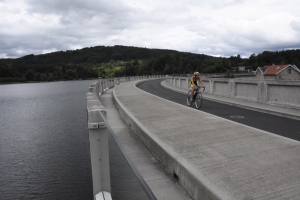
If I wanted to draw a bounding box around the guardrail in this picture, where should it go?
[87,75,163,200]
[87,86,111,200]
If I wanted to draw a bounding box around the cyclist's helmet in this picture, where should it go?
[194,71,200,76]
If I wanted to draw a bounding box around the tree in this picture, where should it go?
[25,70,35,81]
[163,64,172,74]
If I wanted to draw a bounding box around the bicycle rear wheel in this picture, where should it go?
[195,92,203,109]
[187,90,192,106]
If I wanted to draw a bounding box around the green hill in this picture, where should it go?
[1,45,299,83]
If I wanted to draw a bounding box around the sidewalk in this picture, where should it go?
[112,80,300,200]
[161,80,300,121]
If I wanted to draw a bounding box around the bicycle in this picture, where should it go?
[187,86,205,109]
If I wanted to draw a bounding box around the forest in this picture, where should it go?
[0,45,300,83]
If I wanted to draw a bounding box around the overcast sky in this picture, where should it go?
[1,0,300,59]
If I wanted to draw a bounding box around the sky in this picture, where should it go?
[1,0,300,59]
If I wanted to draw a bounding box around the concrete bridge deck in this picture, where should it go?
[105,79,300,200]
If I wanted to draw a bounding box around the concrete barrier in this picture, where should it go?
[166,76,300,109]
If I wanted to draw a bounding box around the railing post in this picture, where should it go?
[87,109,111,199]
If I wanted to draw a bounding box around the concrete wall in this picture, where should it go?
[235,81,257,102]
[166,76,300,109]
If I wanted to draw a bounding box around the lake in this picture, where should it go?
[0,80,96,200]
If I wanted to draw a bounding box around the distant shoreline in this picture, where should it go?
[0,78,99,85]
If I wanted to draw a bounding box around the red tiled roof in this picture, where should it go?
[264,64,289,75]
[255,64,300,76]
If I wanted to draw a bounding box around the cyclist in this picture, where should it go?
[190,72,205,100]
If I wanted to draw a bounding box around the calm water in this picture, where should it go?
[0,80,96,200]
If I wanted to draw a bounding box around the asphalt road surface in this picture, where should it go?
[137,79,300,142]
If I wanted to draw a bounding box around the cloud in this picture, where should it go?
[0,0,300,58]
[26,0,131,15]
[290,20,300,31]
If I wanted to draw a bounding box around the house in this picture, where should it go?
[238,66,246,71]
[254,64,300,81]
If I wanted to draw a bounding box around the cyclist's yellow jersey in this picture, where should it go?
[190,76,198,87]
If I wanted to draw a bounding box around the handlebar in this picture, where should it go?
[198,86,205,92]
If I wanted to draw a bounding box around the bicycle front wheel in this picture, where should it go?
[195,92,203,109]
[187,90,192,106]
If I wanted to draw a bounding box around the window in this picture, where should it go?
[288,68,291,74]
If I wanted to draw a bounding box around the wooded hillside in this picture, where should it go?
[0,45,299,83]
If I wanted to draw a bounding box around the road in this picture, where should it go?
[137,79,300,141]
